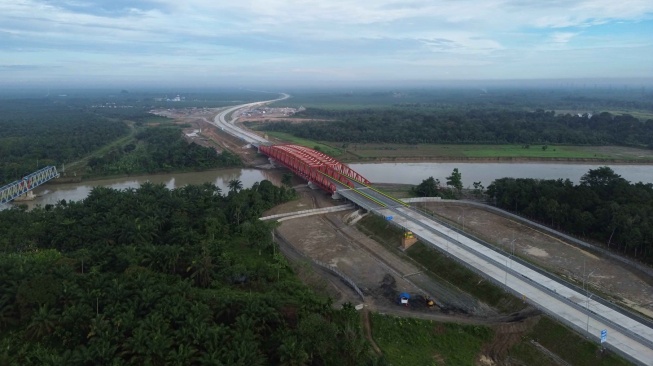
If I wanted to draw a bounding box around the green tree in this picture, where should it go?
[228,179,243,193]
[446,168,463,192]
[25,304,58,340]
[281,173,293,187]
[412,176,440,197]
[472,181,484,197]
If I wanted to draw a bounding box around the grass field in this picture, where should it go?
[261,128,653,162]
[265,131,345,157]
[371,314,493,365]
[142,115,176,125]
[348,143,653,161]
[509,317,630,366]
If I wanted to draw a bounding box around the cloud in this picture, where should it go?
[0,0,652,84]
[549,32,579,44]
[0,64,53,70]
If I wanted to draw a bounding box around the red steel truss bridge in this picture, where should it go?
[258,144,406,212]
[0,166,60,204]
[259,144,371,194]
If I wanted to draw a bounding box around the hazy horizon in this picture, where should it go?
[1,1,652,89]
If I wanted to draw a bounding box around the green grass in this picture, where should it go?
[64,121,138,175]
[347,143,653,161]
[407,242,524,313]
[142,115,176,125]
[508,317,631,366]
[605,110,653,121]
[371,313,493,366]
[265,131,344,157]
[356,215,523,313]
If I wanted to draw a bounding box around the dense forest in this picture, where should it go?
[487,167,653,262]
[0,97,244,185]
[258,109,653,147]
[0,181,382,365]
[0,100,130,184]
[86,127,241,175]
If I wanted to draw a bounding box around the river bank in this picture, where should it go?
[341,155,653,165]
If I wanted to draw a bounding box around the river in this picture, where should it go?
[4,168,282,210]
[3,162,652,210]
[350,162,653,188]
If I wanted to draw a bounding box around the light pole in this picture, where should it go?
[584,268,595,336]
[456,206,466,232]
[586,293,595,335]
[504,250,509,288]
[509,238,516,269]
[583,270,595,296]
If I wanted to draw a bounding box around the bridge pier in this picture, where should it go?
[13,191,36,202]
[331,191,343,200]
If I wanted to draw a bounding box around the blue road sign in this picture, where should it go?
[600,329,607,343]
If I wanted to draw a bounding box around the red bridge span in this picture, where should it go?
[259,144,370,193]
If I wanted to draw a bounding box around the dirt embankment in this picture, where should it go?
[266,186,539,326]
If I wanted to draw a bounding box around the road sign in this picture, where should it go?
[600,329,607,343]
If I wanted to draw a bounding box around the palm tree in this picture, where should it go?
[278,335,309,366]
[166,344,198,365]
[25,304,58,340]
[228,179,243,193]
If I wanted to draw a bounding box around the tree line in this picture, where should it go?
[487,167,653,262]
[258,108,653,148]
[0,99,129,185]
[87,127,241,176]
[0,181,383,365]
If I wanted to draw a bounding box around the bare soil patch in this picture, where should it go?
[425,202,653,318]
[266,188,535,323]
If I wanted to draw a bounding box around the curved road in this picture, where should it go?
[211,93,289,145]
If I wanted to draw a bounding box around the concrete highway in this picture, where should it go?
[210,93,289,145]
[338,184,653,366]
[212,94,653,365]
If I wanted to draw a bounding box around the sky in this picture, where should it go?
[1,0,652,88]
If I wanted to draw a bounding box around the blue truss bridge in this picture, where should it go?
[0,166,60,204]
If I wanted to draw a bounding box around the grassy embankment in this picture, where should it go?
[263,132,653,163]
[357,214,629,366]
[371,314,492,365]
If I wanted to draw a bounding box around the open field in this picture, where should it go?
[509,317,631,366]
[347,143,653,162]
[260,129,653,163]
[371,314,493,365]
